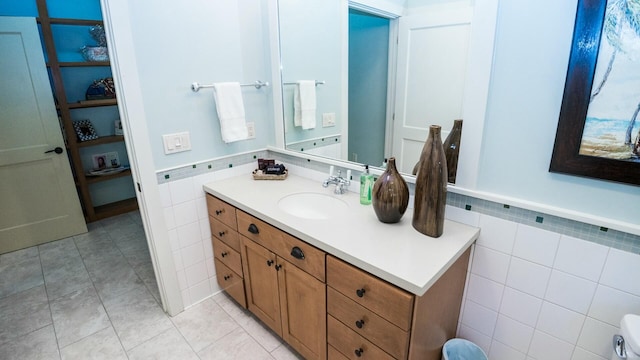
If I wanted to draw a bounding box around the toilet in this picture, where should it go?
[613,314,640,359]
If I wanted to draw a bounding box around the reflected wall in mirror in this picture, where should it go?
[279,0,346,159]
[278,0,474,181]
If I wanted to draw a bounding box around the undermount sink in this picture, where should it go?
[278,192,349,220]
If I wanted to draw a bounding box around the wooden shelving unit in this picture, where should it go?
[36,0,137,222]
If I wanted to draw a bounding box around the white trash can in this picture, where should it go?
[442,338,488,360]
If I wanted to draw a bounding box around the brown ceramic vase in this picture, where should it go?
[412,125,447,237]
[443,119,463,184]
[371,157,409,223]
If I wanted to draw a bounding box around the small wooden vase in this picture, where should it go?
[372,157,409,223]
[413,125,448,237]
[443,119,463,184]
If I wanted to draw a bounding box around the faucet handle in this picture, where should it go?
[336,169,341,178]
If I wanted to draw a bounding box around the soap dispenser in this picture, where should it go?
[360,165,374,205]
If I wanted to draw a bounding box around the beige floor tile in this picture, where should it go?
[50,286,111,348]
[172,298,239,352]
[271,343,305,360]
[198,327,275,360]
[60,326,127,360]
[0,285,51,344]
[0,248,43,299]
[103,286,173,350]
[127,327,199,360]
[0,325,59,360]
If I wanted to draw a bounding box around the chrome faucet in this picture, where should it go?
[322,169,351,194]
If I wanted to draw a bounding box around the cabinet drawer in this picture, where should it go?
[212,237,242,275]
[327,315,394,360]
[327,256,414,331]
[328,287,409,359]
[209,217,240,252]
[328,345,349,360]
[237,210,325,282]
[214,258,246,308]
[206,195,237,230]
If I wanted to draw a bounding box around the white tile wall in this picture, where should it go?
[451,211,640,360]
[159,163,254,308]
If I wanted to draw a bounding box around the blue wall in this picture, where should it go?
[477,0,638,226]
[125,0,275,170]
[348,9,389,166]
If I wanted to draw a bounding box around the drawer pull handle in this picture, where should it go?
[215,209,225,215]
[355,319,365,329]
[224,274,231,281]
[221,252,228,258]
[355,348,364,357]
[266,260,274,267]
[275,264,282,271]
[290,246,305,260]
[248,223,259,234]
[218,231,226,237]
[356,288,366,298]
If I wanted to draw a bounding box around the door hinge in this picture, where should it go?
[137,182,142,192]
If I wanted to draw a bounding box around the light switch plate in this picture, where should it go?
[322,113,336,127]
[162,132,191,154]
[246,122,256,139]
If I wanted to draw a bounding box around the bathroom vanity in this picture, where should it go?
[204,174,479,360]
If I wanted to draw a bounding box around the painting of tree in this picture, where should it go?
[579,0,640,161]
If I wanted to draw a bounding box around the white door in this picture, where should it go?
[0,17,87,254]
[391,6,472,174]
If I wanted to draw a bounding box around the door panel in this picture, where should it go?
[278,259,327,360]
[240,237,282,335]
[392,7,472,174]
[0,17,86,254]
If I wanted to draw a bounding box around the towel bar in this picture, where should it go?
[191,80,269,92]
[283,80,325,86]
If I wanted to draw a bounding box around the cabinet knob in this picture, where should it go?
[221,251,228,258]
[215,209,225,215]
[266,260,274,267]
[290,246,305,260]
[275,264,282,271]
[218,231,226,237]
[356,288,366,298]
[355,348,364,357]
[355,319,365,329]
[248,223,259,234]
[223,274,231,281]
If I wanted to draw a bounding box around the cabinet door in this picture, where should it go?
[241,237,282,335]
[278,259,327,360]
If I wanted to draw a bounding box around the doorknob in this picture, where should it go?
[44,147,63,154]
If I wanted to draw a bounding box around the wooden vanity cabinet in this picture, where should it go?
[206,193,471,360]
[206,195,246,308]
[326,250,470,360]
[238,210,327,360]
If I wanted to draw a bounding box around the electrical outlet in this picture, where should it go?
[162,132,191,154]
[322,113,336,127]
[246,122,256,139]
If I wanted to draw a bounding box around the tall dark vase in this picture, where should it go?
[443,119,463,184]
[372,157,409,223]
[413,125,447,237]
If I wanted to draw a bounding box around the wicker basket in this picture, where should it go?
[252,169,288,180]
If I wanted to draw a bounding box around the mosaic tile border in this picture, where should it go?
[156,148,639,254]
[285,135,341,153]
[155,150,269,184]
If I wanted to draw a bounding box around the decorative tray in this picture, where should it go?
[252,169,288,180]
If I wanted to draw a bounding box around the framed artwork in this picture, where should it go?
[549,0,640,186]
[73,119,98,142]
[91,151,120,170]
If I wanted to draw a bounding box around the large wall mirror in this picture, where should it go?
[277,0,497,187]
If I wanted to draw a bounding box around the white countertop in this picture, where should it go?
[204,174,479,296]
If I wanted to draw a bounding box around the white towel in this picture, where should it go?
[294,80,316,129]
[212,82,248,143]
